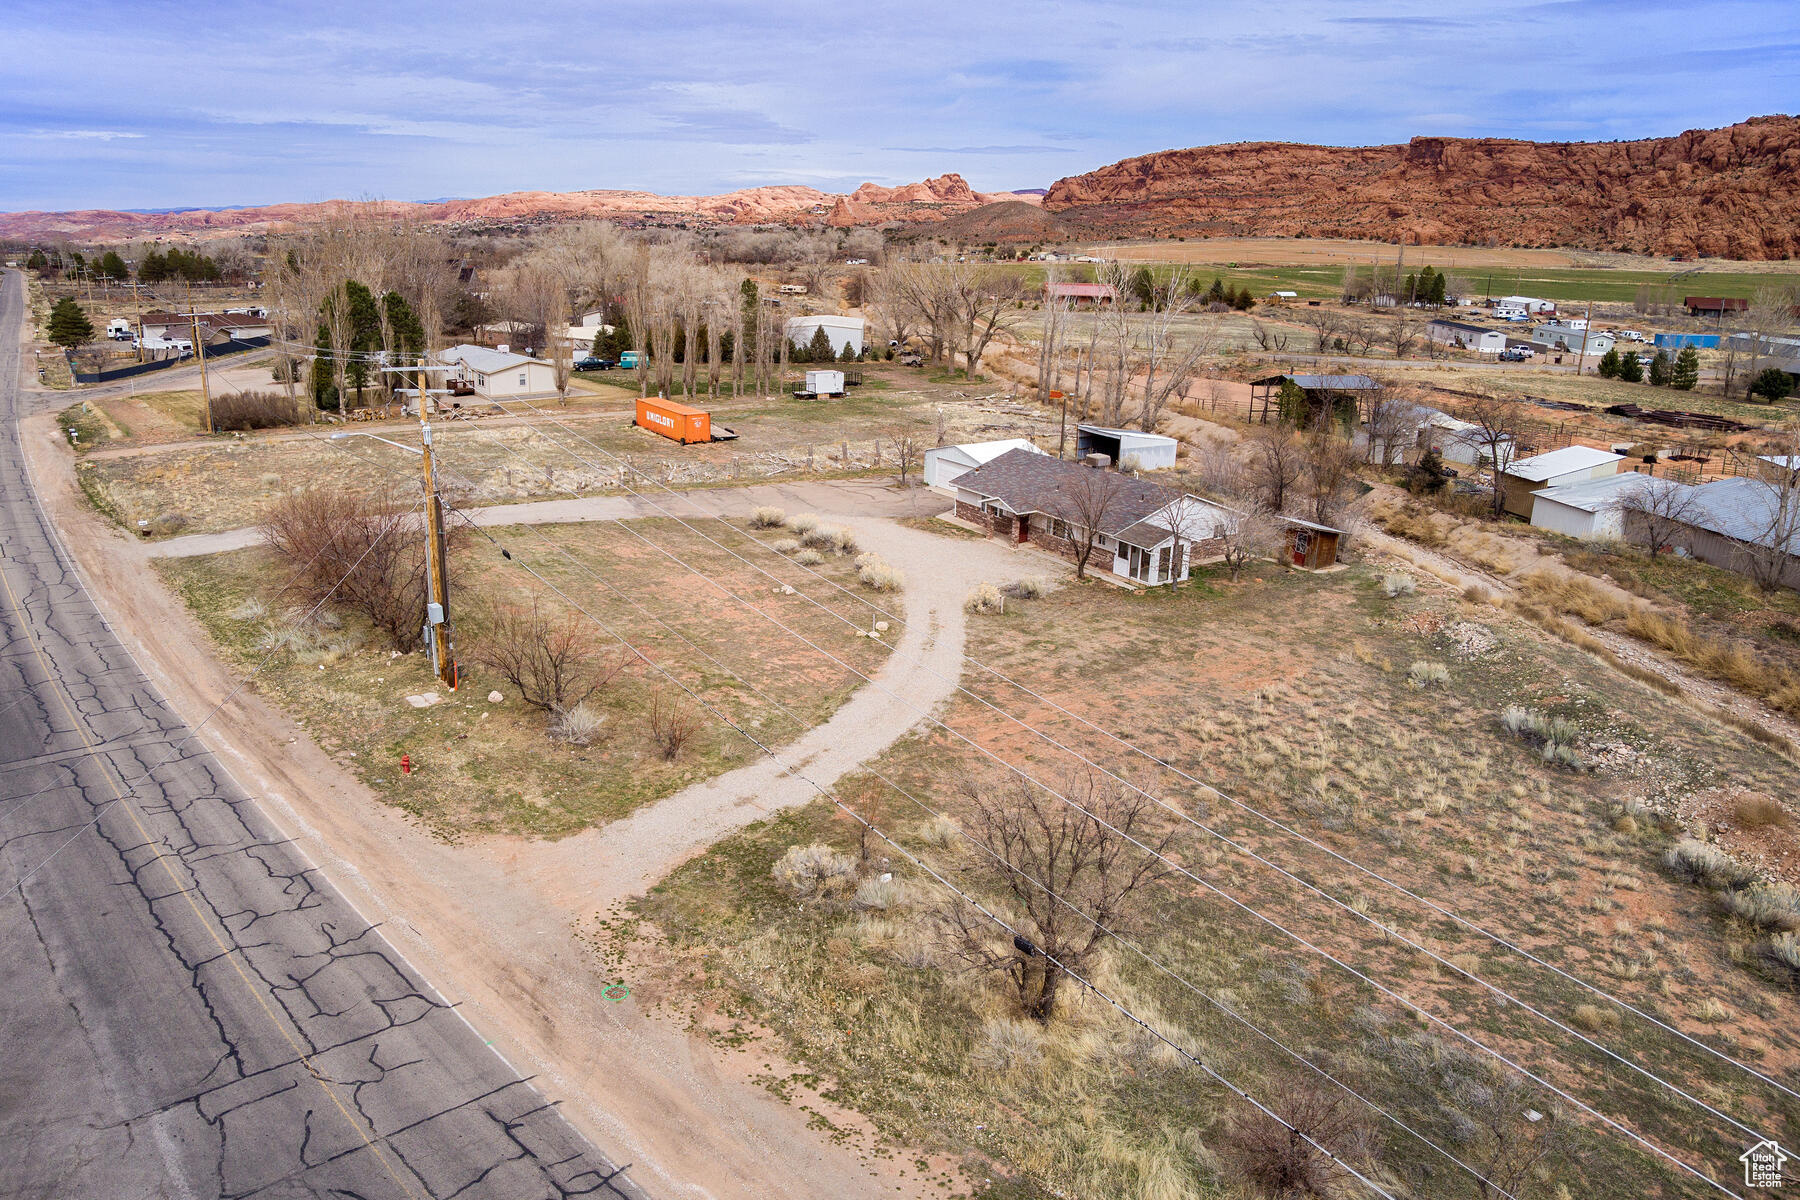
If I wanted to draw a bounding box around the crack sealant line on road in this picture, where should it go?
[0,549,432,1200]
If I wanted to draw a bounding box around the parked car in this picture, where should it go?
[898,352,924,367]
[1617,330,1646,342]
[1500,347,1535,361]
[573,356,614,372]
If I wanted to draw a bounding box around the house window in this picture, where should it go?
[518,373,527,387]
[1050,518,1070,540]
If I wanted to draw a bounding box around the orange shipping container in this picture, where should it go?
[635,396,711,444]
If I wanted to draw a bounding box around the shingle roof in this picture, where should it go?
[953,450,1177,540]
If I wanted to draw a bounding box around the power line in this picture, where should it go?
[461,399,1757,1192]
[412,431,1524,1198]
[439,504,1405,1200]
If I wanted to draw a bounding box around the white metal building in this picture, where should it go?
[1499,445,1623,518]
[923,438,1046,491]
[1527,472,1648,540]
[784,314,865,358]
[1427,320,1507,355]
[437,344,560,399]
[1075,424,1178,471]
[1500,295,1556,314]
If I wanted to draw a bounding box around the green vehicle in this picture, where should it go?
[618,350,641,370]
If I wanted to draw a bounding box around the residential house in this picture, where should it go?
[1498,445,1624,518]
[951,450,1233,585]
[1684,296,1748,318]
[1500,295,1556,315]
[922,438,1046,491]
[437,344,560,399]
[1427,319,1507,355]
[1044,282,1116,306]
[1528,326,1615,358]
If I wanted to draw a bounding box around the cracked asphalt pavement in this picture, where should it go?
[0,269,648,1200]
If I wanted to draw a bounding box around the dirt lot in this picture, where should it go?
[68,363,1057,536]
[637,552,1800,1199]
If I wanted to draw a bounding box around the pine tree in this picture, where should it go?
[1751,367,1793,402]
[1207,276,1226,305]
[808,325,834,362]
[1618,350,1644,383]
[591,329,607,358]
[1130,266,1156,308]
[838,340,857,362]
[139,249,168,282]
[96,250,128,280]
[47,297,95,347]
[1647,348,1671,387]
[25,249,47,272]
[1596,348,1622,379]
[382,290,425,356]
[1427,268,1447,306]
[1671,346,1700,391]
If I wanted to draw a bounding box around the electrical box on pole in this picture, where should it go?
[417,357,457,689]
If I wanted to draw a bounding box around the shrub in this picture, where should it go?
[793,548,824,566]
[1570,1002,1620,1032]
[1663,839,1756,890]
[1381,573,1417,598]
[853,875,908,911]
[229,598,267,621]
[749,506,786,529]
[473,599,628,712]
[1721,882,1800,932]
[785,513,820,536]
[965,582,1005,614]
[1407,661,1449,689]
[772,843,857,899]
[210,389,308,431]
[970,1018,1045,1075]
[801,523,855,554]
[646,689,701,760]
[1767,932,1800,974]
[1006,577,1049,600]
[858,557,904,593]
[1733,793,1788,829]
[1500,705,1582,768]
[549,701,604,746]
[770,537,800,554]
[916,814,961,847]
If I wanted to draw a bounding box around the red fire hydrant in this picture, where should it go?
[401,753,412,776]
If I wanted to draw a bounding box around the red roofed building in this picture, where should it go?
[1045,282,1116,305]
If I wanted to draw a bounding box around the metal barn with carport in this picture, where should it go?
[1527,472,1650,540]
[1498,445,1624,518]
[1075,424,1177,471]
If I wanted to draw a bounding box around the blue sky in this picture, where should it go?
[2,0,1794,213]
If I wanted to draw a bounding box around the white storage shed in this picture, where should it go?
[923,438,1046,491]
[1527,472,1648,540]
[1075,424,1178,471]
[1499,445,1624,518]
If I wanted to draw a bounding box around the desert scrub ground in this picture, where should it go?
[157,516,889,839]
[638,560,1799,1199]
[70,363,1050,536]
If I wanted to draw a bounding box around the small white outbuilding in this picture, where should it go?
[1075,424,1178,471]
[923,438,1047,491]
[1499,445,1624,518]
[1527,472,1648,540]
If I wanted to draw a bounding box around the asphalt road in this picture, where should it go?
[0,268,646,1199]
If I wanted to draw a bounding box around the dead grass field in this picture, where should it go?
[76,365,1053,535]
[156,517,890,839]
[637,559,1800,1199]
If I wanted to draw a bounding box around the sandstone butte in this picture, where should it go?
[0,173,1034,244]
[1041,115,1800,260]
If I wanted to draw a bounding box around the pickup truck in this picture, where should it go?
[573,357,614,372]
[1499,347,1535,361]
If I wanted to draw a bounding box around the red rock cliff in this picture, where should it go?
[1043,116,1800,259]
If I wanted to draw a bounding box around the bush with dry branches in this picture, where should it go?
[262,484,460,650]
[647,689,702,760]
[471,598,628,712]
[1219,1080,1377,1199]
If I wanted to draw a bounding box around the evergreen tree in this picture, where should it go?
[139,249,169,282]
[838,340,857,362]
[1617,349,1644,383]
[1671,346,1700,391]
[1130,266,1157,308]
[1426,268,1447,306]
[808,325,834,362]
[25,249,47,271]
[590,329,607,357]
[1596,348,1622,379]
[1750,367,1794,402]
[1647,348,1671,387]
[47,297,95,348]
[96,250,128,280]
[382,290,426,357]
[1207,276,1226,305]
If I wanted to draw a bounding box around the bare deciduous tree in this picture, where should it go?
[647,689,702,760]
[1056,467,1134,579]
[472,598,628,712]
[1361,392,1423,467]
[1298,431,1361,527]
[1610,476,1703,558]
[940,770,1172,1022]
[1450,394,1523,517]
[1246,422,1307,514]
[1218,502,1282,581]
[1736,422,1800,590]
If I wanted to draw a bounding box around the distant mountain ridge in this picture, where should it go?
[0,175,1037,243]
[1042,116,1800,260]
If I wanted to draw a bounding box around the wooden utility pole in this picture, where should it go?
[1574,299,1595,375]
[416,357,457,689]
[130,276,144,362]
[191,313,214,433]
